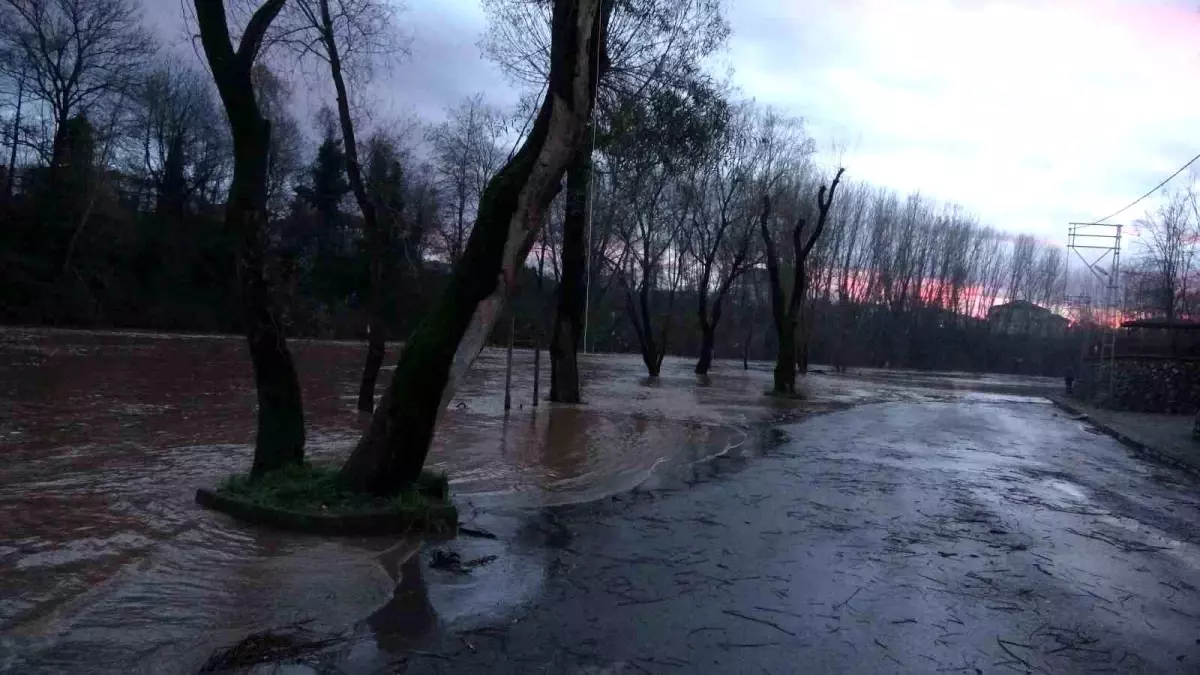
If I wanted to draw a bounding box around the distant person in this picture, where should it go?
[1064,367,1075,395]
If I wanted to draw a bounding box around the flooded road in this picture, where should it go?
[0,328,1059,673]
[323,401,1200,675]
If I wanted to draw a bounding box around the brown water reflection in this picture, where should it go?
[0,328,771,672]
[0,328,1056,673]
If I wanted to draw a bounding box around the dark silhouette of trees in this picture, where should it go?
[685,104,758,375]
[482,0,728,402]
[604,82,730,377]
[127,60,228,220]
[426,95,506,265]
[0,0,1105,498]
[0,0,153,174]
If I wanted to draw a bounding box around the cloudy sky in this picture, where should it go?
[148,0,1200,245]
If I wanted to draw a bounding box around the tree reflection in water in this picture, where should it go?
[368,540,439,653]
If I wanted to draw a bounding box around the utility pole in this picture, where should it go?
[1067,222,1123,400]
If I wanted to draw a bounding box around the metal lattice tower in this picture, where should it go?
[1067,222,1123,398]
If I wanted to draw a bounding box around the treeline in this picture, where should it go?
[0,0,1075,379]
[0,0,491,339]
[522,99,1074,377]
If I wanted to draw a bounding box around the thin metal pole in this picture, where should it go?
[581,4,602,355]
[533,331,541,407]
[504,311,515,411]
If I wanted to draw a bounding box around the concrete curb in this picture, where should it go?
[195,487,459,537]
[1048,397,1200,479]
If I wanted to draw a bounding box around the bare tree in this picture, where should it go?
[610,161,688,376]
[339,0,612,495]
[0,0,153,172]
[1,65,27,197]
[250,64,303,218]
[192,0,306,478]
[426,94,506,264]
[1135,189,1196,321]
[270,0,404,413]
[603,82,729,376]
[760,167,844,395]
[686,104,757,375]
[127,58,227,218]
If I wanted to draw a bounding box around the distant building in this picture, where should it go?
[987,300,1069,337]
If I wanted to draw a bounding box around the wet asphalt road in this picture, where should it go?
[313,399,1200,675]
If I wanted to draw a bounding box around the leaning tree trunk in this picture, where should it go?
[194,0,305,478]
[549,146,590,403]
[339,0,610,495]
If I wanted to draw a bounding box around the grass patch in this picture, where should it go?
[217,462,449,516]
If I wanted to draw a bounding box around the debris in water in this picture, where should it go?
[459,525,498,540]
[197,621,341,673]
[429,549,498,575]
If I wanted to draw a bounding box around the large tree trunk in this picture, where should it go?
[758,196,791,394]
[795,271,810,375]
[696,321,716,375]
[632,273,662,377]
[194,0,305,478]
[696,278,733,375]
[549,147,590,403]
[742,322,751,370]
[774,320,797,394]
[339,0,610,495]
[642,343,661,377]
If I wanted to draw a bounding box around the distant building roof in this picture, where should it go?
[987,300,1068,323]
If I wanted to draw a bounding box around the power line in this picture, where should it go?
[1087,151,1200,225]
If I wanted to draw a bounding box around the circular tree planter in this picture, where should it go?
[195,465,458,536]
[195,488,458,536]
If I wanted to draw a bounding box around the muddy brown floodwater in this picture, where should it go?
[0,327,1058,673]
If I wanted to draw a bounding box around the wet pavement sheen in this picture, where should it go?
[322,401,1200,675]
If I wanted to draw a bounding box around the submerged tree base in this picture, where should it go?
[196,462,456,536]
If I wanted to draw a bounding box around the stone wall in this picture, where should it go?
[1074,356,1200,414]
